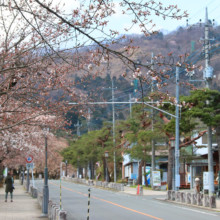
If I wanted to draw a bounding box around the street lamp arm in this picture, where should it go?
[144,102,178,118]
[68,101,172,105]
[68,101,178,118]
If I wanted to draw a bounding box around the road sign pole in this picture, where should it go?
[32,169,35,187]
[27,168,29,192]
[42,136,49,215]
[21,166,24,185]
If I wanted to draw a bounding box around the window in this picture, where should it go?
[202,133,217,144]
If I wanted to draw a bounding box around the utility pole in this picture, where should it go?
[87,108,92,179]
[187,8,214,195]
[204,8,214,196]
[129,94,132,118]
[74,120,82,137]
[87,108,91,132]
[175,66,180,191]
[151,52,156,189]
[102,80,117,182]
[112,80,117,183]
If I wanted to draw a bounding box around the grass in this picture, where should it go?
[130,185,153,190]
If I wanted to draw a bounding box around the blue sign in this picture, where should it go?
[131,173,137,180]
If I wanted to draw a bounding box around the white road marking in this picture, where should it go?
[151,201,168,205]
[152,201,218,216]
[170,205,218,216]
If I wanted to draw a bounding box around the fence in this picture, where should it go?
[167,190,216,208]
[61,177,124,191]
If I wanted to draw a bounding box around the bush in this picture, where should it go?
[117,179,127,184]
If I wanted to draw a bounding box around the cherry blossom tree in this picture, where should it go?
[0,1,192,108]
[0,0,200,185]
[0,0,194,132]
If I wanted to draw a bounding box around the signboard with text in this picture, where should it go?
[153,171,161,186]
[26,163,34,169]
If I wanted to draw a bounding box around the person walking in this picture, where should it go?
[5,172,14,202]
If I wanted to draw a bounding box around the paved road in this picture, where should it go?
[35,180,220,220]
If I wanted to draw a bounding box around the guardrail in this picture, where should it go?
[167,190,216,208]
[61,177,124,191]
[23,178,67,219]
[62,176,87,184]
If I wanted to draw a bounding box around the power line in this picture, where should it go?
[190,0,217,22]
[209,3,220,14]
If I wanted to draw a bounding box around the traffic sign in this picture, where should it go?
[26,163,34,169]
[25,155,33,163]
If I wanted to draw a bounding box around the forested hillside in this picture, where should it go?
[65,23,220,136]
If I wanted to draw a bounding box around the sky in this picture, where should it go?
[113,0,220,34]
[153,0,220,32]
[61,0,220,35]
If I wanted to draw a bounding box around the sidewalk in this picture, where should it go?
[122,186,220,211]
[122,186,167,196]
[0,180,47,220]
[153,189,220,212]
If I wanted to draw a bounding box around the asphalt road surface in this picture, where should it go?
[34,180,220,220]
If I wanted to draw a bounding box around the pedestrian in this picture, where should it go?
[5,172,14,202]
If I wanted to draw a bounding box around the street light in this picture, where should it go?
[170,137,175,148]
[105,151,109,182]
[170,137,175,191]
[65,160,68,177]
[60,161,65,210]
[180,136,185,143]
[41,127,49,216]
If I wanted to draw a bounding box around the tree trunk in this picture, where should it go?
[79,166,83,178]
[0,162,3,187]
[91,160,94,179]
[85,167,87,179]
[102,157,106,181]
[167,144,173,190]
[108,167,112,182]
[137,161,143,185]
[216,124,220,170]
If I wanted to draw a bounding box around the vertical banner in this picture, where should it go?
[203,172,209,190]
[3,167,7,177]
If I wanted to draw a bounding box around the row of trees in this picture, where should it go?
[62,88,220,189]
[62,97,167,184]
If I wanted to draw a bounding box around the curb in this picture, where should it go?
[154,198,220,213]
[62,179,122,193]
[62,179,167,196]
[62,178,125,192]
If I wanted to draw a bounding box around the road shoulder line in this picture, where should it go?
[154,197,220,213]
